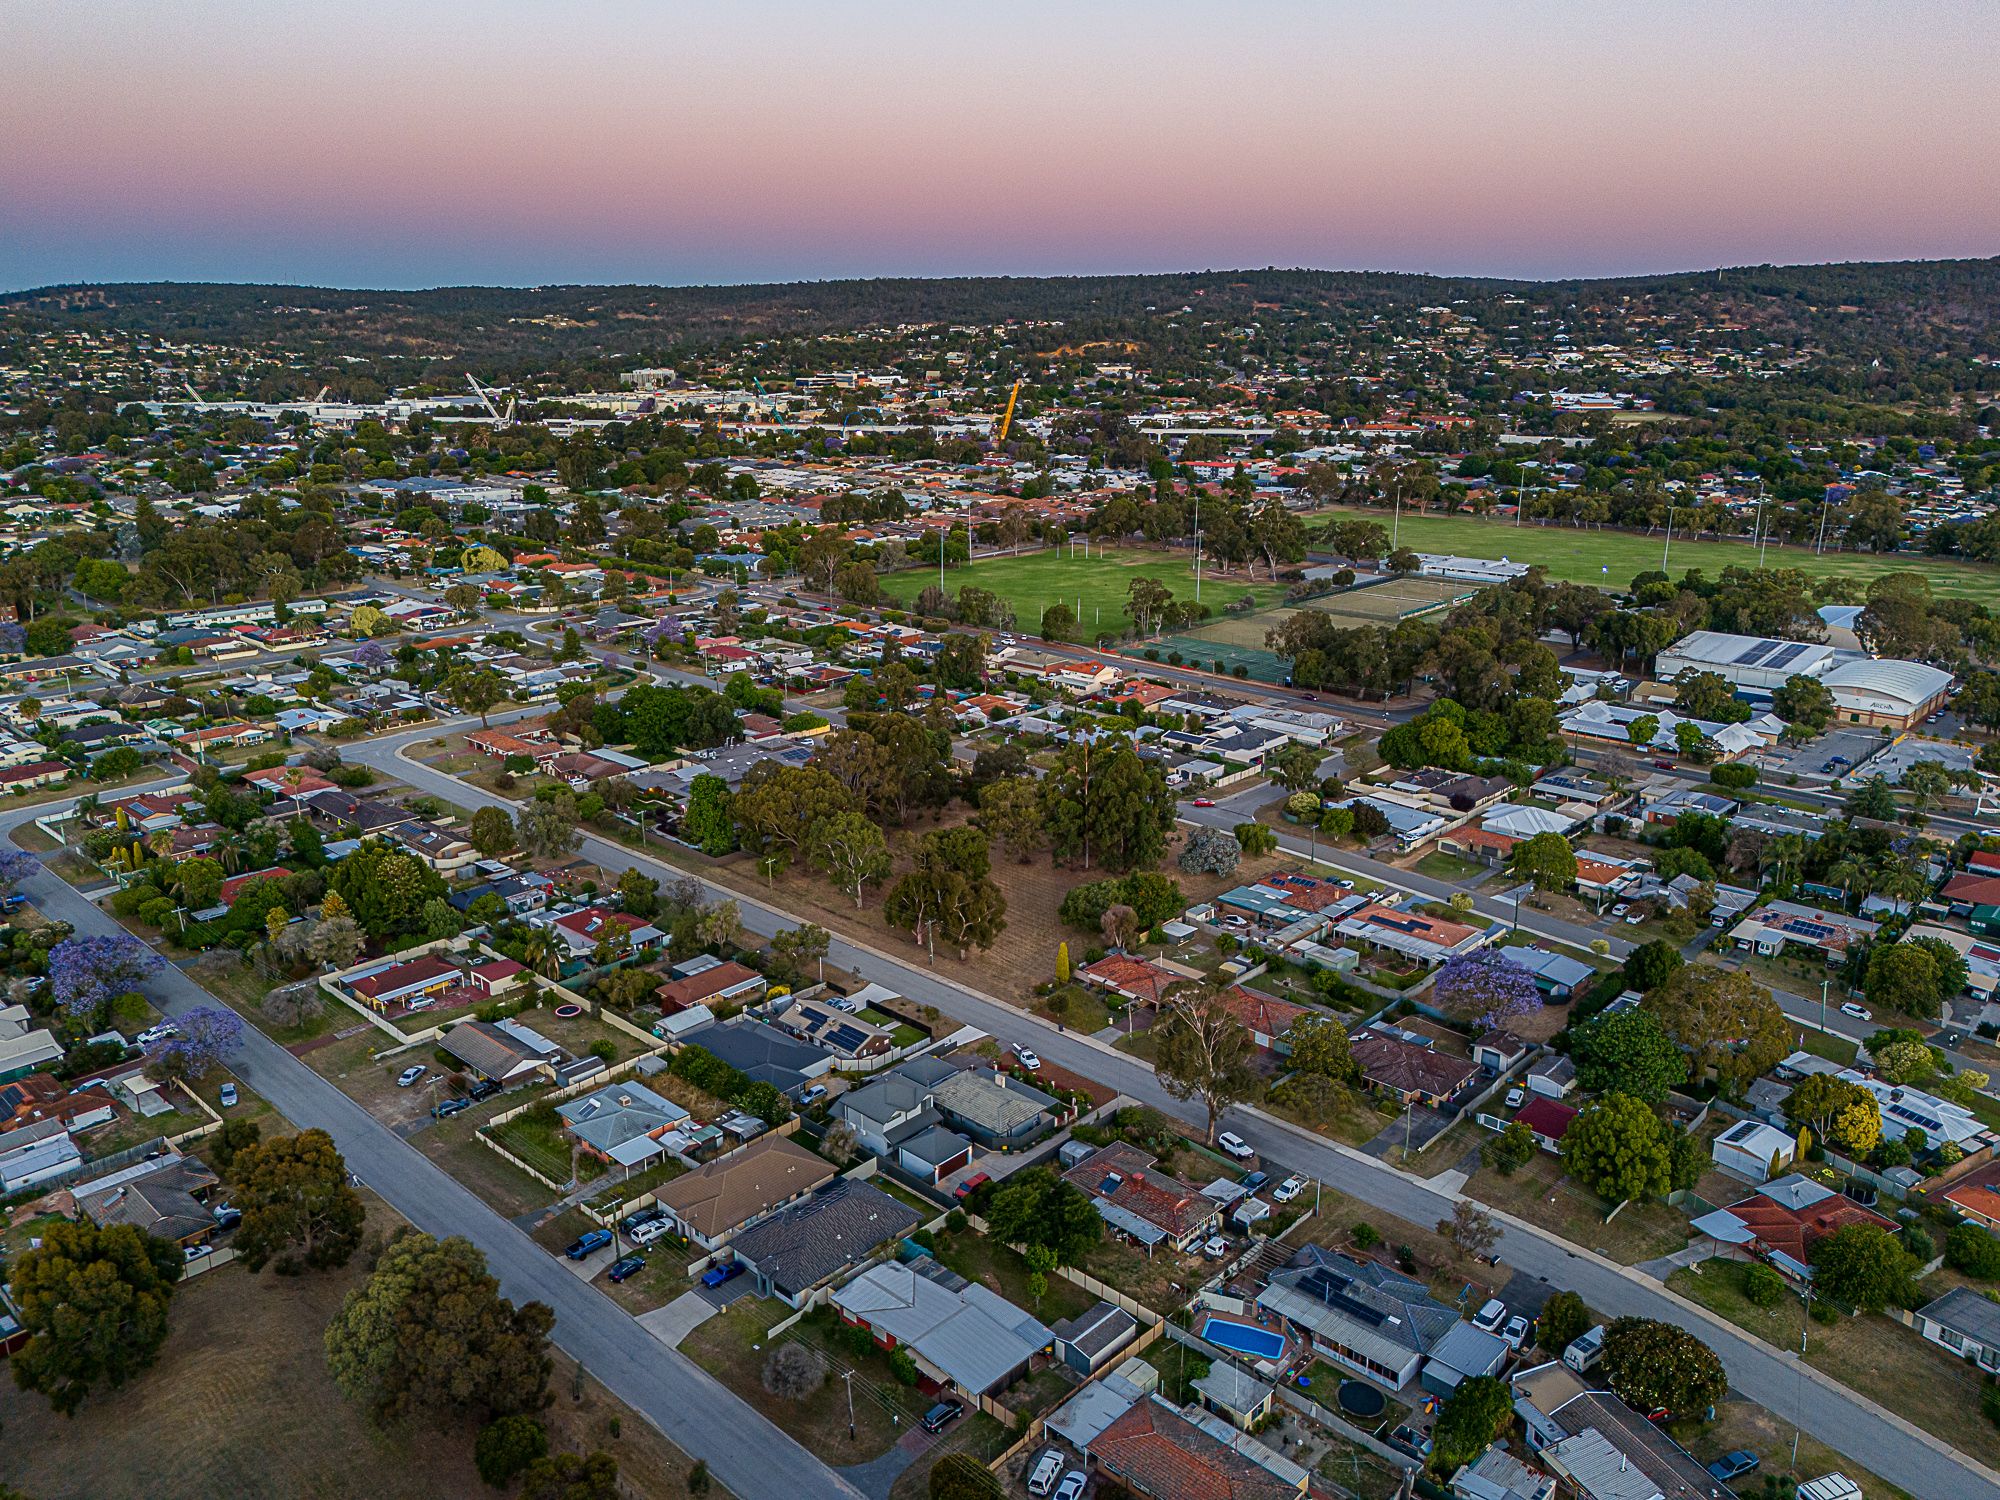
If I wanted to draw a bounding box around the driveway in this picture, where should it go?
[1360,1100,1456,1159]
[637,1288,723,1350]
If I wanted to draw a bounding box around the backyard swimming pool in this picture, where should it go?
[1198,1317,1288,1363]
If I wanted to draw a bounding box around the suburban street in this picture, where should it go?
[336,718,2000,1500]
[0,794,868,1500]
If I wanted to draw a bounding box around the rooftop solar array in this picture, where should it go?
[1297,1269,1388,1327]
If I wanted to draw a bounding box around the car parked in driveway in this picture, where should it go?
[137,1023,180,1046]
[218,1082,238,1107]
[920,1399,964,1433]
[1052,1473,1086,1500]
[953,1172,990,1200]
[1013,1044,1041,1071]
[432,1097,471,1119]
[701,1260,744,1288]
[565,1229,613,1260]
[1502,1314,1530,1350]
[396,1064,427,1088]
[607,1253,646,1284]
[1273,1175,1306,1203]
[1472,1298,1507,1334]
[1202,1235,1231,1259]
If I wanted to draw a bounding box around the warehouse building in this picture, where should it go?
[1653,629,1952,731]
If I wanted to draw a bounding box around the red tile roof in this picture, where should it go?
[1515,1096,1577,1144]
[1091,1397,1298,1500]
[1722,1186,1895,1265]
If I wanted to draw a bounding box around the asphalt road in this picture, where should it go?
[0,798,866,1500]
[348,722,1999,1500]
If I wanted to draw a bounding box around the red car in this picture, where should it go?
[953,1173,990,1201]
[1191,797,1216,807]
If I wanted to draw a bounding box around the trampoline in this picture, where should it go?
[1337,1381,1387,1419]
[553,1004,584,1018]
[1198,1317,1287,1363]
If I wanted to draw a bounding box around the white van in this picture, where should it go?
[1562,1324,1606,1374]
[1027,1450,1064,1496]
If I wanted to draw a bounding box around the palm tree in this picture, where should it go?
[1825,857,1870,907]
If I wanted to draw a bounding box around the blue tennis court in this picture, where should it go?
[1199,1317,1288,1363]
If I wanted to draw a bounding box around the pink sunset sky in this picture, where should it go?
[4,0,1996,290]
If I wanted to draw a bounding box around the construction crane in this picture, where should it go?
[751,376,780,422]
[182,381,205,406]
[466,374,503,423]
[314,384,330,402]
[994,378,1023,445]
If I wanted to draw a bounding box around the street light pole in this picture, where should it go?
[845,1369,856,1441]
[1820,977,1830,1032]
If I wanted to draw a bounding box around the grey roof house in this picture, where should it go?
[724,1177,920,1308]
[682,1018,831,1096]
[557,1079,692,1168]
[1916,1285,2000,1374]
[831,1254,1055,1398]
[1257,1246,1461,1389]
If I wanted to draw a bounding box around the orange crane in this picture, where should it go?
[994,379,1023,445]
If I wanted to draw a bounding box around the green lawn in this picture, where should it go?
[1415,852,1487,882]
[1306,505,2000,606]
[878,546,1287,633]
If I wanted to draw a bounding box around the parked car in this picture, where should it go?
[629,1218,675,1247]
[1028,1451,1064,1497]
[1623,911,1645,925]
[1336,878,1356,890]
[953,1172,990,1201]
[433,1097,472,1119]
[396,1065,428,1088]
[621,1206,666,1236]
[701,1260,745,1288]
[1013,1044,1041,1071]
[800,1084,828,1106]
[211,1204,241,1229]
[1273,1175,1306,1203]
[1502,1315,1530,1350]
[1217,1132,1255,1161]
[136,1023,180,1046]
[565,1229,614,1260]
[1473,1298,1507,1334]
[607,1254,646,1284]
[920,1399,965,1433]
[1240,1169,1269,1193]
[1191,797,1216,807]
[1840,1002,1872,1021]
[1504,1087,1525,1109]
[218,1082,238,1108]
[1652,760,1676,771]
[1053,1473,1087,1500]
[1202,1235,1231,1259]
[1608,903,1630,918]
[184,1243,213,1262]
[1707,1451,1760,1482]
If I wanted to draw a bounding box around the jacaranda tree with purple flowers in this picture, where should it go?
[1432,948,1543,1027]
[50,934,165,1020]
[0,847,37,904]
[151,1005,243,1082]
[354,641,392,671]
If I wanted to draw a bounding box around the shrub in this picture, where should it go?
[1742,1263,1787,1307]
[1947,1223,2000,1279]
[588,1040,617,1063]
[1709,763,1759,790]
[475,1415,549,1487]
[761,1341,823,1400]
[1351,1222,1381,1248]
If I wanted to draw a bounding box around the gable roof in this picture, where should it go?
[654,1134,835,1239]
[726,1177,919,1296]
[830,1255,1054,1394]
[1090,1394,1300,1500]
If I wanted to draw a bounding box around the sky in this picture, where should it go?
[4,0,1997,292]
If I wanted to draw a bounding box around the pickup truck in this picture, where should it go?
[564,1229,614,1261]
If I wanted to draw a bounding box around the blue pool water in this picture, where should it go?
[1199,1317,1287,1361]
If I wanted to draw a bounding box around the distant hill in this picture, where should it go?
[3,260,1995,374]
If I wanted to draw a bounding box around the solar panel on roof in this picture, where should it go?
[1769,643,1810,671]
[1297,1270,1390,1327]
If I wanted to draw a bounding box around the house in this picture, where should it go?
[682,1018,832,1096]
[1452,1448,1557,1500]
[1078,952,1184,1006]
[1524,1053,1576,1099]
[1086,1393,1307,1500]
[0,1005,65,1083]
[1063,1140,1221,1252]
[1505,945,1595,1001]
[1688,1173,1897,1282]
[1513,1096,1577,1153]
[1513,1361,1732,1500]
[347,954,460,1011]
[1915,1285,2000,1374]
[723,1177,920,1308]
[656,957,767,1014]
[1473,1029,1529,1075]
[1842,1068,1988,1154]
[653,1134,836,1251]
[0,1128,82,1192]
[0,761,69,792]
[833,1057,960,1155]
[929,1065,1061,1149]
[0,1073,117,1137]
[439,1018,560,1086]
[549,906,665,964]
[1727,900,1879,962]
[1051,1300,1139,1377]
[76,1152,222,1245]
[831,1254,1055,1398]
[767,996,894,1060]
[1940,1159,2000,1233]
[1257,1245,1461,1389]
[1711,1119,1797,1183]
[388,820,478,873]
[1335,902,1485,968]
[1349,1025,1479,1106]
[556,1079,692,1168]
[1217,986,1311,1051]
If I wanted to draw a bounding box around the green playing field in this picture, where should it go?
[1306,506,2000,606]
[877,545,1287,631]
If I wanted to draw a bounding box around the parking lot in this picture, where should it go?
[1755,725,1885,783]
